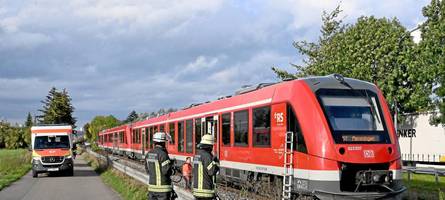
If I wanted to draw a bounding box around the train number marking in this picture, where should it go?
[348,146,362,151]
[274,112,284,123]
[256,166,268,171]
[364,150,375,158]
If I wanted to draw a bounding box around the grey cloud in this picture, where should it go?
[0,0,428,126]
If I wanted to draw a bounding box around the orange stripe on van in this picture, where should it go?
[32,129,72,134]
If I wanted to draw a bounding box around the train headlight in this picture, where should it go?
[333,73,345,82]
[373,174,381,183]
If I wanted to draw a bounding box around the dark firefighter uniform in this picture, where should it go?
[146,146,173,200]
[192,148,220,199]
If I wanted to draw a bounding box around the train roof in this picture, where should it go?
[100,74,378,132]
[100,124,128,134]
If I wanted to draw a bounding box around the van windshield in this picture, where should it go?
[317,89,391,144]
[34,135,70,149]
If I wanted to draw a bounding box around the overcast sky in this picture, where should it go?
[0,0,429,127]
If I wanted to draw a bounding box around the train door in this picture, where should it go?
[112,132,118,154]
[195,118,202,152]
[142,128,146,156]
[285,103,309,180]
[203,115,219,157]
[149,127,154,149]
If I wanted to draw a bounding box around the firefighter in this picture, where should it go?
[146,132,174,200]
[193,134,220,200]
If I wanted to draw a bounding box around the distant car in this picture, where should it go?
[84,142,91,147]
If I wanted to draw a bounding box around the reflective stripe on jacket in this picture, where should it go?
[192,149,219,198]
[145,146,173,193]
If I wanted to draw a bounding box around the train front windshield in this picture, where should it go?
[317,89,391,144]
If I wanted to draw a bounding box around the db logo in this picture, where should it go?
[363,150,375,158]
[274,112,284,123]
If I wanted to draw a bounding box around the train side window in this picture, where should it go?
[234,110,249,146]
[178,121,184,152]
[154,126,158,133]
[136,129,141,144]
[136,129,140,144]
[195,118,202,148]
[253,106,271,147]
[138,129,141,144]
[160,124,165,132]
[169,123,175,144]
[145,128,150,146]
[221,113,231,146]
[186,120,193,153]
[149,127,154,148]
[287,104,307,153]
[119,131,124,143]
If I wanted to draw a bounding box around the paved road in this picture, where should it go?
[0,157,121,200]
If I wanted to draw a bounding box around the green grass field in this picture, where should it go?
[83,153,148,200]
[0,149,32,190]
[403,172,445,200]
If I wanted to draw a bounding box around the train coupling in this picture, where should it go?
[355,170,393,187]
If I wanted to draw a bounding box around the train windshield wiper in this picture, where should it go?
[365,90,381,125]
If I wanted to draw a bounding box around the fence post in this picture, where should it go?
[408,169,411,181]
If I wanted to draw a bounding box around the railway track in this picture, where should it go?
[101,151,289,200]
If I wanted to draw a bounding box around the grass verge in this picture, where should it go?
[0,149,32,190]
[83,152,148,200]
[403,172,445,200]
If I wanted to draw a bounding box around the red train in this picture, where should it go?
[98,74,405,199]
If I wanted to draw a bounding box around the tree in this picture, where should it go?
[124,110,139,123]
[87,115,120,144]
[25,112,33,127]
[272,6,433,116]
[83,123,91,142]
[419,0,445,125]
[38,87,76,127]
[24,112,33,146]
[0,121,7,148]
[0,121,27,149]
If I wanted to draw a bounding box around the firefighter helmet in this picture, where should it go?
[200,134,214,145]
[153,132,168,143]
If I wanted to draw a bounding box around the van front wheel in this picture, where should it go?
[66,167,74,176]
[32,170,38,178]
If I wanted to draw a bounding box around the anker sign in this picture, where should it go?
[397,129,416,138]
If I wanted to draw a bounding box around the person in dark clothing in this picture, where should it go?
[193,134,220,200]
[146,132,174,200]
[182,157,192,190]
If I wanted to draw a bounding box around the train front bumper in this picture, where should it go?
[313,186,406,200]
